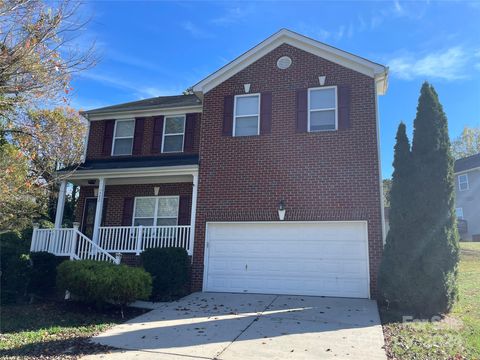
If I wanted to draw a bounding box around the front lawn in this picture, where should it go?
[0,300,148,359]
[381,242,480,360]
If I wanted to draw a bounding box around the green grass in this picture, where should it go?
[0,300,147,359]
[381,242,480,360]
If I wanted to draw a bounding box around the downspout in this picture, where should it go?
[375,72,388,245]
[81,112,90,162]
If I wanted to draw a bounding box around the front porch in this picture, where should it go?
[31,163,199,262]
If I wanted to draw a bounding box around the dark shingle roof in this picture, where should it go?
[81,94,202,116]
[58,155,199,172]
[454,153,480,173]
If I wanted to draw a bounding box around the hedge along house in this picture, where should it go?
[31,29,389,299]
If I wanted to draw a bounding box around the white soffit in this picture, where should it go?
[193,29,389,95]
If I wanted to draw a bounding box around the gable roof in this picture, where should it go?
[192,28,388,96]
[81,94,201,117]
[454,153,480,173]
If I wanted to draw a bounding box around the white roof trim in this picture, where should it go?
[84,105,203,121]
[57,164,199,180]
[192,29,388,95]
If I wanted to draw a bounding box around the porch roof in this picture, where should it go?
[59,154,199,172]
[57,155,199,185]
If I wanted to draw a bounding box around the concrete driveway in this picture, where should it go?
[84,292,386,360]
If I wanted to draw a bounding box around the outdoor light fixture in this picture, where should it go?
[154,186,160,196]
[319,75,326,86]
[87,179,96,185]
[93,187,99,197]
[244,83,251,93]
[278,200,286,221]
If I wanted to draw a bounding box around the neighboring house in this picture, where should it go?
[30,29,389,299]
[454,153,480,241]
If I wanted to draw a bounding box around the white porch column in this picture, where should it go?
[189,172,199,255]
[92,177,106,244]
[54,180,67,229]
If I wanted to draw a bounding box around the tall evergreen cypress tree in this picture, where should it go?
[378,123,415,306]
[409,82,459,315]
[379,83,459,316]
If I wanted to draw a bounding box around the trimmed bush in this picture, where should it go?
[56,260,152,308]
[29,252,66,297]
[0,231,30,304]
[141,247,190,301]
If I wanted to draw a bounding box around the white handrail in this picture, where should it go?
[30,225,193,262]
[98,225,192,255]
[72,230,118,263]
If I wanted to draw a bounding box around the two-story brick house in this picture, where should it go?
[31,29,388,299]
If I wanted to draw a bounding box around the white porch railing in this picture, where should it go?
[30,225,193,261]
[30,227,117,263]
[98,225,192,255]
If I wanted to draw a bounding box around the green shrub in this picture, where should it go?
[28,252,66,297]
[56,260,152,308]
[0,231,30,304]
[141,247,190,301]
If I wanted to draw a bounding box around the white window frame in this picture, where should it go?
[162,115,186,153]
[307,86,338,132]
[132,196,180,226]
[112,119,135,156]
[456,207,464,219]
[458,174,469,191]
[233,93,261,137]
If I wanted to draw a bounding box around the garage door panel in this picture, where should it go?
[205,222,369,298]
[210,240,367,260]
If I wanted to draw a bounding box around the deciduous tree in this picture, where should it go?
[451,126,480,159]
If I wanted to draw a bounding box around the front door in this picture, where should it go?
[81,198,108,239]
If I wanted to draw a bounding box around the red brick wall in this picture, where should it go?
[191,43,383,297]
[86,113,201,160]
[75,183,193,227]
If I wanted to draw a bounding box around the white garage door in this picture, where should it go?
[204,222,370,298]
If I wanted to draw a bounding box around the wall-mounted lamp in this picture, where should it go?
[278,200,286,221]
[93,187,99,197]
[154,186,160,196]
[244,83,251,93]
[318,75,326,86]
[87,179,96,185]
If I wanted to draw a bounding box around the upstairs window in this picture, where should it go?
[458,174,469,191]
[234,94,260,136]
[308,87,337,131]
[133,196,179,226]
[456,207,464,219]
[112,119,135,156]
[162,115,185,153]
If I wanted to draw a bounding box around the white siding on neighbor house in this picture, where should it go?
[455,169,480,241]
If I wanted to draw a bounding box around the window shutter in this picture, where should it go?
[178,195,191,225]
[151,116,164,153]
[121,197,134,226]
[102,120,115,156]
[101,198,109,225]
[296,89,308,132]
[338,85,351,130]
[184,113,196,152]
[222,95,234,136]
[260,92,272,134]
[132,118,145,155]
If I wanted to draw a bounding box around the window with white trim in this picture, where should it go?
[456,207,464,219]
[162,115,185,153]
[458,174,469,191]
[234,94,260,136]
[308,87,337,131]
[112,119,135,156]
[133,196,179,226]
